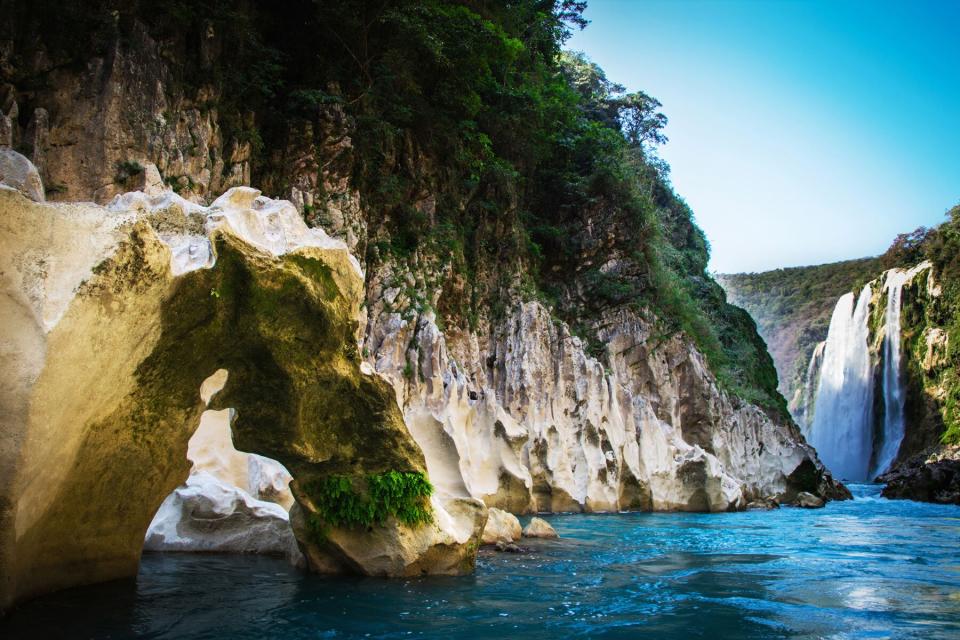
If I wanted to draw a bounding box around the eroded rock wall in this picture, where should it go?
[0,172,484,612]
[366,294,845,515]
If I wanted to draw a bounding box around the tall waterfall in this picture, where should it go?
[806,285,875,481]
[799,263,929,482]
[872,270,910,477]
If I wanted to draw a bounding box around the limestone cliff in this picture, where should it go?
[0,1,847,611]
[367,299,841,514]
[0,174,485,612]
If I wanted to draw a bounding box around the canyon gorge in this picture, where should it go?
[0,2,957,638]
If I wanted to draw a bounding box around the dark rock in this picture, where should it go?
[795,492,825,508]
[494,541,526,553]
[880,457,960,505]
[746,498,780,510]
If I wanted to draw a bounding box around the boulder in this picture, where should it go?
[746,498,780,510]
[481,507,522,544]
[881,455,960,505]
[0,146,44,202]
[795,492,825,508]
[144,472,303,565]
[522,517,559,539]
[291,495,487,576]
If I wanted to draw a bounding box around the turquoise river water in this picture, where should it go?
[2,484,959,639]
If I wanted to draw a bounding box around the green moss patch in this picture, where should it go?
[303,471,433,542]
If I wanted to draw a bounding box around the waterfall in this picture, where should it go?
[872,269,910,477]
[802,263,930,481]
[795,341,826,435]
[807,285,874,481]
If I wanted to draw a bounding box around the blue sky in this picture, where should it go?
[566,0,960,273]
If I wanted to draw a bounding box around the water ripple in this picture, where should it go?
[3,485,959,639]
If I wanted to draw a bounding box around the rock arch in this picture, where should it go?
[0,184,484,612]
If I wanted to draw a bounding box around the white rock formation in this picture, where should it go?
[0,173,484,610]
[366,298,835,515]
[481,507,522,544]
[145,369,302,564]
[522,517,559,539]
[145,471,302,561]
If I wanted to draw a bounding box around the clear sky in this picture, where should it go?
[566,0,960,273]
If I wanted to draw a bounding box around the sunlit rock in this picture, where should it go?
[481,507,522,544]
[144,471,302,563]
[0,185,481,611]
[366,298,843,516]
[522,517,559,539]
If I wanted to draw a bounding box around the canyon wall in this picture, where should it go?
[0,3,847,611]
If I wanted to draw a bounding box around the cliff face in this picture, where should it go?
[369,300,839,514]
[0,1,846,610]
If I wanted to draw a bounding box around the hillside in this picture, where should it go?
[718,257,884,413]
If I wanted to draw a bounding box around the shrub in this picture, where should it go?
[304,471,433,542]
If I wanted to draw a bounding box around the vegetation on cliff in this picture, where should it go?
[4,0,785,414]
[886,207,960,445]
[303,472,434,542]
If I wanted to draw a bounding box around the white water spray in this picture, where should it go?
[872,269,911,476]
[801,263,930,481]
[807,285,874,481]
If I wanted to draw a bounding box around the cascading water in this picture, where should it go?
[795,341,826,433]
[801,263,930,482]
[872,269,910,477]
[806,284,874,481]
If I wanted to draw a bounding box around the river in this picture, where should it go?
[3,485,958,639]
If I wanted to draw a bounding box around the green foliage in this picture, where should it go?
[916,205,960,443]
[15,0,799,413]
[304,471,433,541]
[114,160,144,184]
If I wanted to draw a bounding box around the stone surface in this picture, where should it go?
[0,147,44,202]
[144,369,301,562]
[481,507,522,544]
[0,186,480,612]
[795,492,825,509]
[522,517,559,539]
[880,448,960,505]
[746,499,780,510]
[291,494,487,576]
[366,298,846,516]
[144,471,303,563]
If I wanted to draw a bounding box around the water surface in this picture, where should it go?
[4,485,959,639]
